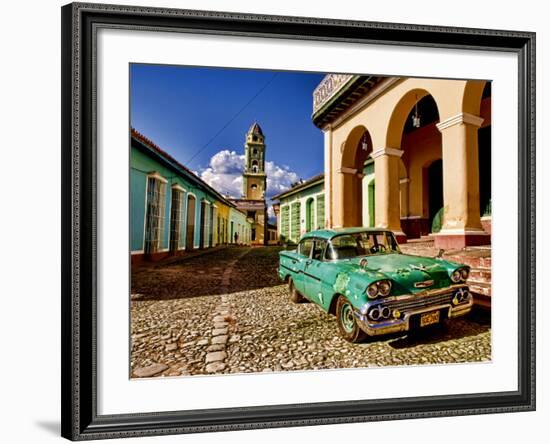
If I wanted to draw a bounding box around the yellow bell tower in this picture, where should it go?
[243,122,267,201]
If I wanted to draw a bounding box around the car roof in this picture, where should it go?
[300,227,393,241]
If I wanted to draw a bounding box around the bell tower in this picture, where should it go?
[243,122,267,200]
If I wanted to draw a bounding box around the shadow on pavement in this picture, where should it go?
[131,246,284,301]
[387,307,491,349]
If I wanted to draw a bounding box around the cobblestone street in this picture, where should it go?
[131,247,491,378]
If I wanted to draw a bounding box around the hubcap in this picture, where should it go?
[340,302,355,333]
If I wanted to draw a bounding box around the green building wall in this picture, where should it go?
[131,143,224,253]
[278,181,324,244]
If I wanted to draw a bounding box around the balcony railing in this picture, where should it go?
[312,74,354,114]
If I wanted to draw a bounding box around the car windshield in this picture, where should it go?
[326,231,401,260]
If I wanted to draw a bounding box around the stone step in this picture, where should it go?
[469,267,492,282]
[445,255,492,270]
[468,281,492,309]
[468,280,491,296]
[472,292,491,310]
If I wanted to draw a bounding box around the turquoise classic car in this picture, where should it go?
[278,228,473,342]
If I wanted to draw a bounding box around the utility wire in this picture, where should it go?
[185,72,279,166]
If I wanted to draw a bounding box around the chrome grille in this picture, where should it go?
[383,292,454,312]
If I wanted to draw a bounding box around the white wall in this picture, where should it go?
[0,0,546,443]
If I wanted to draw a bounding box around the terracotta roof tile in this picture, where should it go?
[131,128,236,208]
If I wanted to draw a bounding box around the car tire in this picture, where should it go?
[288,278,304,303]
[336,295,367,343]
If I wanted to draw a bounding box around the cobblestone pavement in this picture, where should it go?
[131,247,491,378]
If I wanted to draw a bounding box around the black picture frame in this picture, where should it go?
[61,2,536,440]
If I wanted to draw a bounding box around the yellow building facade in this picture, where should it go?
[231,122,268,246]
[313,75,492,249]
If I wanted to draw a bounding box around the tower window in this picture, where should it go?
[251,184,257,190]
[252,136,258,142]
[252,148,257,155]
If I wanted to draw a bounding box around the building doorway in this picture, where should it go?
[368,179,375,227]
[479,82,492,218]
[427,159,443,233]
[399,92,442,238]
[305,198,315,232]
[340,127,372,227]
[185,194,196,251]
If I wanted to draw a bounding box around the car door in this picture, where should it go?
[303,238,327,305]
[293,238,314,296]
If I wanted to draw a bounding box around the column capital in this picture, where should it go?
[436,112,484,131]
[337,167,358,175]
[370,147,404,159]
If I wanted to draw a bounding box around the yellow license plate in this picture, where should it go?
[420,310,440,327]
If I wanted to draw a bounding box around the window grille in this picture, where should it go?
[281,206,290,241]
[316,195,326,229]
[291,202,301,242]
[169,188,184,252]
[144,176,166,254]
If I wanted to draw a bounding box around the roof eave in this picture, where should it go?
[312,75,377,128]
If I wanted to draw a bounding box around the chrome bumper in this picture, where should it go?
[354,286,473,336]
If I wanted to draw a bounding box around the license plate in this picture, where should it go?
[420,310,440,327]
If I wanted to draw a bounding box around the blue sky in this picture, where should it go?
[130,64,326,200]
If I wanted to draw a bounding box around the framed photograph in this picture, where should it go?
[61,2,535,440]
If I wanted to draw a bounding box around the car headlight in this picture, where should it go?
[451,270,462,282]
[378,280,392,296]
[451,268,468,283]
[366,282,379,298]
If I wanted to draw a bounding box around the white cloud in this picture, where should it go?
[200,150,244,197]
[264,160,300,198]
[200,149,300,201]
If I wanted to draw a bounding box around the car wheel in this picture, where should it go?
[336,295,367,343]
[288,278,304,303]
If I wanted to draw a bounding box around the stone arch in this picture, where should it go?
[385,88,441,149]
[466,80,492,223]
[340,125,373,227]
[462,79,488,116]
[386,89,442,239]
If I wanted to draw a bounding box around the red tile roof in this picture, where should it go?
[271,173,324,201]
[131,128,237,209]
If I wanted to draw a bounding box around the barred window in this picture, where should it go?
[169,187,184,252]
[316,195,325,229]
[144,175,166,254]
[281,206,290,240]
[291,201,301,242]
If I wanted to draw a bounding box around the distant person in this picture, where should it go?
[234,232,239,245]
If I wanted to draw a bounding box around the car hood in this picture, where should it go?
[346,253,456,294]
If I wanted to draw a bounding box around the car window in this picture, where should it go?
[325,231,400,260]
[297,239,313,258]
[326,235,367,259]
[312,239,327,261]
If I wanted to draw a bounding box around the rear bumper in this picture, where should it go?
[354,287,473,336]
